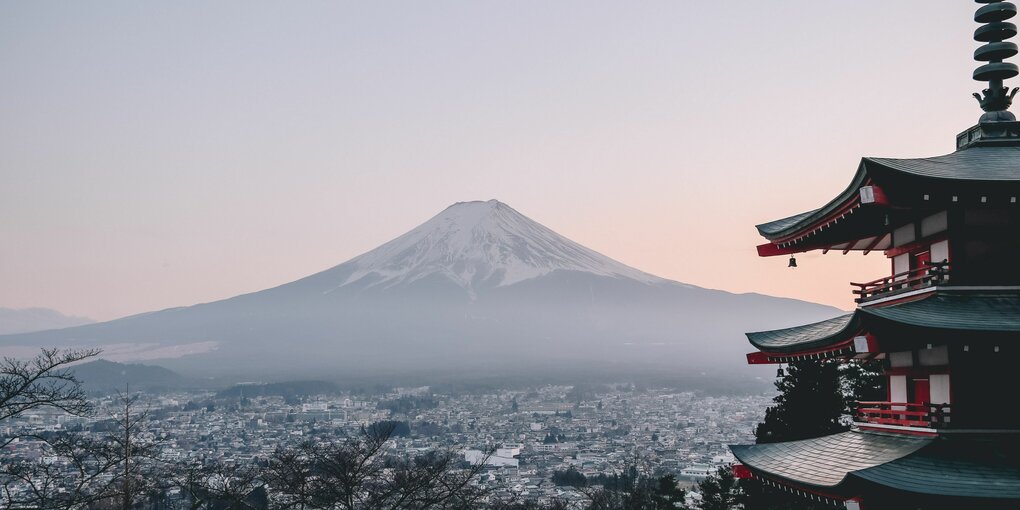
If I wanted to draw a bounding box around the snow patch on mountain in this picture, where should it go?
[335,200,666,294]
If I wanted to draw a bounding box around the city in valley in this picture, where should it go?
[1,380,765,508]
[5,2,1017,509]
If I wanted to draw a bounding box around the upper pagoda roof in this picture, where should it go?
[746,290,1020,355]
[867,146,1020,182]
[731,431,1020,499]
[756,145,1020,255]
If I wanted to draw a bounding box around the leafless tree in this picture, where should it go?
[107,388,165,510]
[158,462,267,510]
[0,433,126,510]
[0,385,164,510]
[0,347,100,425]
[364,449,491,509]
[264,423,493,510]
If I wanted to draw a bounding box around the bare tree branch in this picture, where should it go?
[0,347,100,422]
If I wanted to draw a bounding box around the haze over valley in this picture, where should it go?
[1,200,839,384]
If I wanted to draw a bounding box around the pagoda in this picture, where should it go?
[729,2,1020,509]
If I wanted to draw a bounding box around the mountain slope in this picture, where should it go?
[71,359,187,392]
[0,200,842,378]
[0,307,94,335]
[336,200,663,294]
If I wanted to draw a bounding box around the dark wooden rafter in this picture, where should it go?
[756,183,902,258]
[746,324,882,365]
[747,342,857,365]
[770,180,878,244]
[861,234,889,255]
[732,468,851,506]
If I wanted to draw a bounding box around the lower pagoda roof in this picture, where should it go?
[852,434,1020,499]
[745,290,1020,358]
[731,431,1020,500]
[730,431,930,488]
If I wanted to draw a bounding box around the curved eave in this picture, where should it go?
[729,431,931,490]
[755,146,1020,257]
[732,432,1020,500]
[860,290,1020,332]
[849,435,1020,499]
[744,290,1020,359]
[746,313,857,353]
[755,163,870,241]
[866,146,1020,182]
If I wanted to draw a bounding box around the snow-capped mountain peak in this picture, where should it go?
[337,199,664,293]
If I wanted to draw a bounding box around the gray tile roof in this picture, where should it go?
[867,146,1020,182]
[757,146,1020,239]
[756,210,820,237]
[746,314,855,352]
[745,290,1020,353]
[730,431,931,487]
[862,291,1020,332]
[851,435,1020,499]
[732,432,1020,499]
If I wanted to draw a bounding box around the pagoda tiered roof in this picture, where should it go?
[730,431,929,488]
[866,146,1020,181]
[745,290,1020,363]
[756,145,1020,257]
[864,290,1020,331]
[746,314,857,353]
[731,431,1020,502]
[737,2,1020,504]
[852,434,1020,500]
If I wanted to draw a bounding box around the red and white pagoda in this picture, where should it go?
[730,2,1020,509]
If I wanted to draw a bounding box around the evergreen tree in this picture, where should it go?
[551,467,587,487]
[738,359,886,509]
[695,468,740,510]
[753,361,848,444]
[841,359,885,410]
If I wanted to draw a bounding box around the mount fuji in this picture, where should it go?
[1,200,840,378]
[336,200,663,295]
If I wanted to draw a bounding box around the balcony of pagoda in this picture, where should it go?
[851,262,949,304]
[854,401,951,434]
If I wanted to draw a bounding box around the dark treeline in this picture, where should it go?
[216,380,342,399]
[376,395,439,414]
[228,365,776,398]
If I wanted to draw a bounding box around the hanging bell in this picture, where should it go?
[788,255,798,268]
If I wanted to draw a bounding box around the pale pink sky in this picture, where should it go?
[1,1,984,321]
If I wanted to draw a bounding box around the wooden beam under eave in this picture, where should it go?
[861,234,888,255]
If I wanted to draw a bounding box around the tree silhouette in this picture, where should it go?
[264,423,491,510]
[694,467,740,510]
[754,361,848,444]
[0,348,100,425]
[737,359,886,509]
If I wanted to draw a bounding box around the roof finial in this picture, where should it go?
[973,1,1020,118]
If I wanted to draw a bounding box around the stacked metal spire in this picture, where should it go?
[973,1,1020,114]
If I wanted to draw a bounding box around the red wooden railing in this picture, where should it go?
[855,401,951,429]
[851,262,949,303]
